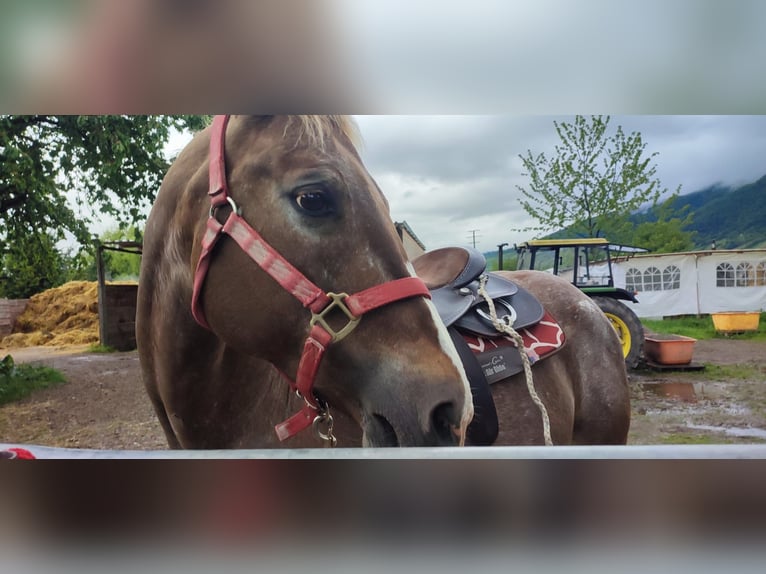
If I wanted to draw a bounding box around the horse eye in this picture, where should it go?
[295,190,332,215]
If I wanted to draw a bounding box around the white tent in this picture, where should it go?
[612,249,766,318]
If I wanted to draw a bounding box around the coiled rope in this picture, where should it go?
[477,275,553,446]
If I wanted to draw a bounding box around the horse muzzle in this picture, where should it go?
[360,396,465,447]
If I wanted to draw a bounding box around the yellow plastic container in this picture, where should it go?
[644,334,697,365]
[711,312,761,334]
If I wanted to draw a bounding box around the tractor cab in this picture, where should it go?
[515,238,648,368]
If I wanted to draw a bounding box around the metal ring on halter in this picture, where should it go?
[312,411,337,446]
[476,297,517,327]
[209,196,241,218]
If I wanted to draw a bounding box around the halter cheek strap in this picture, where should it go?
[191,115,432,442]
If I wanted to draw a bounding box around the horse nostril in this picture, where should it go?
[430,401,459,445]
[369,414,399,447]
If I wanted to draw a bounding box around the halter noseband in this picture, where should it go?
[190,115,432,443]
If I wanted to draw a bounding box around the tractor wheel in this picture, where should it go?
[592,296,644,369]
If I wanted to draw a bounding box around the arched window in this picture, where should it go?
[625,268,643,292]
[662,265,681,290]
[643,267,662,291]
[716,262,735,287]
[736,262,755,287]
[757,261,766,286]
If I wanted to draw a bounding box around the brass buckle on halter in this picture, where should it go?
[310,292,360,343]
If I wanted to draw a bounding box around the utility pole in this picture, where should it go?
[467,229,480,249]
[497,242,509,270]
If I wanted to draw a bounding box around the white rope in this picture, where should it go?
[477,276,553,446]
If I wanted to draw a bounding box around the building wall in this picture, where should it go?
[401,232,426,260]
[614,250,766,317]
[395,221,427,260]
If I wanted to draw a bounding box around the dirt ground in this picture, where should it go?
[1,338,765,450]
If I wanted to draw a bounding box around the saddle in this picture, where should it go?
[412,246,561,445]
[412,246,545,335]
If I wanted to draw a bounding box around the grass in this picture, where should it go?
[659,433,733,445]
[689,363,766,380]
[641,312,766,341]
[87,343,118,353]
[0,354,66,406]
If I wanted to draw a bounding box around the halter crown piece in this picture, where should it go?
[191,115,432,443]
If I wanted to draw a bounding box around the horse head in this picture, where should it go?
[163,115,472,447]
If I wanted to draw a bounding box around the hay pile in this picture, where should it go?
[0,281,99,348]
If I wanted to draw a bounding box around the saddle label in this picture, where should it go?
[477,349,515,384]
[460,310,565,384]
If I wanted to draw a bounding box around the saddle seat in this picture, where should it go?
[411,246,544,334]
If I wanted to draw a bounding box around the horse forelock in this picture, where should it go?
[237,115,360,152]
[287,115,361,151]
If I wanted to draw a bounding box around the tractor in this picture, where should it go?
[514,238,647,368]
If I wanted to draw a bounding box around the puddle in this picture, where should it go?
[640,382,697,402]
[639,381,735,402]
[686,424,766,440]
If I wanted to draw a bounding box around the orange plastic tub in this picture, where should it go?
[644,334,697,365]
[711,312,760,334]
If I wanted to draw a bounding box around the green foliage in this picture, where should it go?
[641,313,766,341]
[0,230,67,298]
[64,226,142,283]
[1,115,207,294]
[641,316,716,340]
[87,344,118,353]
[483,251,518,272]
[602,196,696,253]
[671,174,766,250]
[0,354,66,406]
[0,115,210,247]
[99,227,142,281]
[659,434,732,445]
[692,363,766,381]
[517,115,680,238]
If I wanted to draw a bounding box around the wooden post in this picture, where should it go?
[96,243,107,347]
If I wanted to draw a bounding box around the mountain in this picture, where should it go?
[536,173,766,251]
[669,174,766,249]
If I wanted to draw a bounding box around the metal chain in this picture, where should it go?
[477,276,553,446]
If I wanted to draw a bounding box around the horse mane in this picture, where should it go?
[285,115,361,151]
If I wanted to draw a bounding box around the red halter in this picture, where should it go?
[191,115,432,443]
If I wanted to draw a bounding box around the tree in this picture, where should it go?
[0,115,209,247]
[0,231,67,299]
[629,199,695,254]
[516,115,681,238]
[599,197,696,253]
[67,226,143,283]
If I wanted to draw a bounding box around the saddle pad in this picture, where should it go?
[459,311,566,384]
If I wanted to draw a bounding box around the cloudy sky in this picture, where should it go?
[353,115,766,252]
[165,115,766,253]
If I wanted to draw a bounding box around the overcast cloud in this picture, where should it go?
[157,115,766,254]
[352,115,766,252]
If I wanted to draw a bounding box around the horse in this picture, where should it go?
[482,271,630,445]
[138,114,630,450]
[136,115,474,449]
[411,246,631,447]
